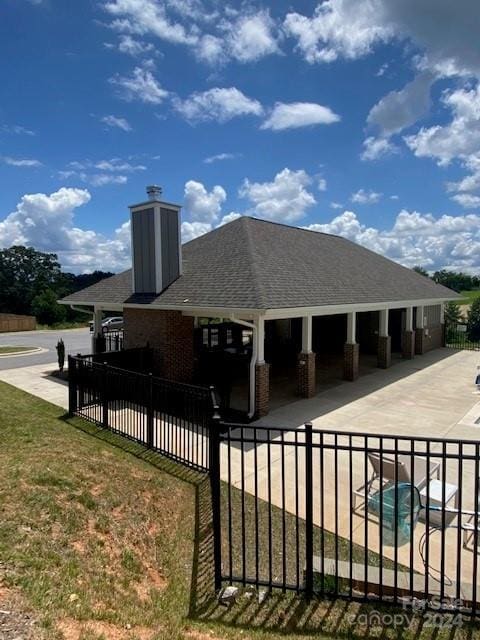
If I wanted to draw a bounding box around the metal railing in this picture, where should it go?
[446,322,480,351]
[211,424,480,615]
[68,353,214,472]
[94,329,124,353]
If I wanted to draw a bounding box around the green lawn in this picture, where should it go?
[0,381,478,640]
[0,345,37,355]
[458,290,480,305]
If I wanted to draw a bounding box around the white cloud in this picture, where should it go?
[350,189,382,204]
[1,156,42,167]
[101,114,132,131]
[117,34,155,56]
[203,152,238,164]
[239,168,316,222]
[405,85,480,166]
[104,0,197,45]
[181,221,212,243]
[367,72,434,137]
[330,201,343,209]
[219,212,241,226]
[305,208,480,272]
[109,66,169,104]
[225,10,280,63]
[184,180,226,223]
[284,0,480,78]
[261,101,340,131]
[317,177,327,191]
[284,0,392,64]
[173,87,263,123]
[58,157,144,187]
[1,124,35,136]
[451,193,480,209]
[361,136,398,161]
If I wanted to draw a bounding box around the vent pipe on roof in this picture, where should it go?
[129,186,182,295]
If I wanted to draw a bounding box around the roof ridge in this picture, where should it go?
[242,217,269,309]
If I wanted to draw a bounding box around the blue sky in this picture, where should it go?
[1,0,480,273]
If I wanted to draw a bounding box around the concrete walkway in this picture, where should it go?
[0,363,68,409]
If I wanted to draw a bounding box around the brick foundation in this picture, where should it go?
[415,328,425,355]
[255,362,270,418]
[123,308,194,382]
[424,325,444,352]
[377,335,391,369]
[297,351,316,398]
[344,343,359,381]
[402,330,415,359]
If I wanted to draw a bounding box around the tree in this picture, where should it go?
[444,301,462,327]
[0,246,63,315]
[413,266,430,278]
[31,289,66,325]
[467,297,480,342]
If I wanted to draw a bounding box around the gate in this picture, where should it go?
[210,423,480,615]
[445,321,480,351]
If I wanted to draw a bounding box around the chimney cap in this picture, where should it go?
[146,185,162,200]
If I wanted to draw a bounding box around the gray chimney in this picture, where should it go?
[129,186,182,295]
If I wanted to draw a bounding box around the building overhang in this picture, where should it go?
[59,295,457,320]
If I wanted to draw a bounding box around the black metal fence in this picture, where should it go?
[211,424,480,615]
[94,330,124,353]
[68,353,215,472]
[446,321,480,351]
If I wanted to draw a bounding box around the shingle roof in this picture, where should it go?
[60,216,457,310]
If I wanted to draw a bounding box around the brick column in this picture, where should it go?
[402,330,415,359]
[255,362,270,418]
[344,343,359,381]
[297,352,316,398]
[377,335,391,369]
[415,328,425,355]
[441,323,446,347]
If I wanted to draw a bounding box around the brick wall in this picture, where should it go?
[123,308,194,382]
[297,351,316,397]
[423,325,444,352]
[402,330,415,359]
[255,362,270,418]
[344,343,359,381]
[377,335,391,369]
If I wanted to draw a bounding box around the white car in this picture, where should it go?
[89,316,123,332]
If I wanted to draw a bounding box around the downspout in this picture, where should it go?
[69,305,93,316]
[229,316,257,419]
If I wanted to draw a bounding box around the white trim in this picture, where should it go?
[379,309,389,337]
[416,305,425,329]
[405,307,413,332]
[346,311,356,344]
[130,210,136,292]
[58,296,457,319]
[257,317,265,363]
[129,200,181,212]
[301,315,312,353]
[153,205,163,293]
[178,207,183,276]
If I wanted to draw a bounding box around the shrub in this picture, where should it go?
[32,289,66,325]
[467,297,480,342]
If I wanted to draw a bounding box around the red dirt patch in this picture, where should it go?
[57,618,158,640]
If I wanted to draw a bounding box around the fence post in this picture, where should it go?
[304,422,314,599]
[68,355,77,416]
[102,362,109,428]
[209,385,222,593]
[77,353,84,410]
[147,373,154,448]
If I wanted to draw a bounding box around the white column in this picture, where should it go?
[257,316,265,363]
[346,311,356,344]
[92,307,103,352]
[440,303,445,324]
[405,307,413,332]
[301,315,312,353]
[416,305,424,329]
[379,309,389,337]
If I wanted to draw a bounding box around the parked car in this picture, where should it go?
[89,316,124,332]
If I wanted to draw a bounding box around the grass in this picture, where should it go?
[0,381,479,640]
[0,345,37,355]
[458,290,480,305]
[36,321,89,330]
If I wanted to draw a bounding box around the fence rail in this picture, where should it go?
[446,321,480,351]
[212,423,480,615]
[68,353,214,472]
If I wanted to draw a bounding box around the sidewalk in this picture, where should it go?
[0,363,68,410]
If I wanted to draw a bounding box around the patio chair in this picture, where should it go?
[352,452,440,512]
[462,494,480,550]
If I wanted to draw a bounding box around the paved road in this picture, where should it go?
[0,328,92,370]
